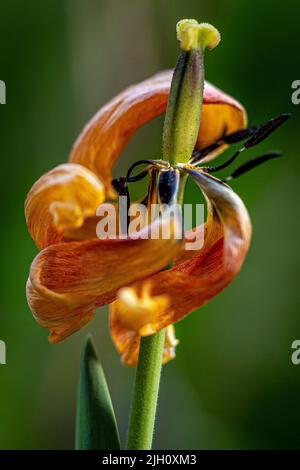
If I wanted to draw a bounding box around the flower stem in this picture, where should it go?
[126,329,166,450]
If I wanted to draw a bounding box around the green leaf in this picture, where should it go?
[75,335,121,450]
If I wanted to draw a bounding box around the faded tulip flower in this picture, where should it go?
[25,19,288,370]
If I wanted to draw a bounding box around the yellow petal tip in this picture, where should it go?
[50,201,84,231]
[116,285,169,334]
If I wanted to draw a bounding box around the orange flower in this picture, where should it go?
[25,68,250,362]
[24,16,269,367]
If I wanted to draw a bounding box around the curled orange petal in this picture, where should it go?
[110,171,252,361]
[25,163,105,249]
[26,278,94,343]
[27,210,182,342]
[113,284,170,336]
[110,318,179,367]
[69,70,246,198]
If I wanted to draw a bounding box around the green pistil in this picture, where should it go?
[162,20,220,166]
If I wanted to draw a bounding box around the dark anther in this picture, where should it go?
[158,169,180,205]
[222,125,260,144]
[111,177,129,196]
[202,113,290,174]
[223,151,282,181]
[190,114,290,166]
[190,142,221,164]
[190,125,259,165]
[244,113,291,149]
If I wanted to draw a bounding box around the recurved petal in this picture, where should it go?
[111,284,170,336]
[110,317,179,366]
[27,210,182,343]
[69,70,246,198]
[110,171,252,358]
[26,278,95,344]
[25,163,105,249]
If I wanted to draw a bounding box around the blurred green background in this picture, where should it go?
[0,0,300,449]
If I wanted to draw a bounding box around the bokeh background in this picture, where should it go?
[1,0,300,449]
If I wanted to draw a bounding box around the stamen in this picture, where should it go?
[201,113,290,173]
[223,126,260,144]
[190,114,289,167]
[111,177,131,233]
[223,151,282,181]
[244,113,290,149]
[189,125,259,165]
[126,159,169,182]
[190,142,222,164]
[111,177,129,197]
[204,148,244,173]
[140,169,158,207]
[146,169,158,207]
[127,168,149,183]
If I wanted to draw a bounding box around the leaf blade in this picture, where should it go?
[75,335,121,450]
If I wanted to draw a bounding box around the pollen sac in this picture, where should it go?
[111,177,128,196]
[244,113,290,149]
[158,169,180,205]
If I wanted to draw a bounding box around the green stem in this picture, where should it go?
[126,329,166,450]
